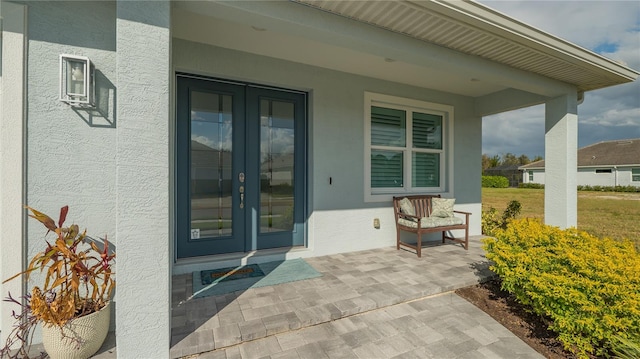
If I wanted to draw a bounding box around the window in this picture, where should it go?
[528,171,534,182]
[595,169,612,174]
[365,92,452,201]
[632,168,640,182]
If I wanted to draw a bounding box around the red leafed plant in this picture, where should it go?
[1,206,115,358]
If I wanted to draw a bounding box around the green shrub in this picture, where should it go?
[482,176,509,188]
[518,184,640,192]
[481,200,521,236]
[578,185,640,193]
[519,183,545,189]
[483,219,640,358]
[481,207,500,236]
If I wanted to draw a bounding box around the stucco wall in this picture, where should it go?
[173,39,482,270]
[578,167,639,187]
[26,1,117,239]
[23,1,171,354]
[526,167,639,187]
[23,0,118,337]
[578,168,615,186]
[0,0,27,340]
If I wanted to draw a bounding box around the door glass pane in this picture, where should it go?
[260,99,295,233]
[371,150,403,188]
[412,152,439,187]
[190,91,233,239]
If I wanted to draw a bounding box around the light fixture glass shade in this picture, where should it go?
[60,54,94,107]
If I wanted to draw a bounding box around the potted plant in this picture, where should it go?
[1,206,115,359]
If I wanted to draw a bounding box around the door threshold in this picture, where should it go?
[173,246,309,275]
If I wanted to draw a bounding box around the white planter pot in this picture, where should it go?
[41,302,111,359]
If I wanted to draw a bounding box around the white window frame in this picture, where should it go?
[364,92,454,202]
[632,168,640,182]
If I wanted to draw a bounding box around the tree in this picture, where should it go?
[518,154,530,165]
[502,153,519,166]
[482,154,502,174]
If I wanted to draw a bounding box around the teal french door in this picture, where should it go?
[176,75,306,258]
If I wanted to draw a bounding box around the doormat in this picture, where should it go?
[200,264,264,285]
[191,258,322,299]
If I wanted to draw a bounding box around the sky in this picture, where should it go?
[477,0,640,160]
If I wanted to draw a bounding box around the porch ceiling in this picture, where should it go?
[172,0,638,99]
[293,0,639,93]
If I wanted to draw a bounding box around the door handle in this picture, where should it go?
[239,185,245,209]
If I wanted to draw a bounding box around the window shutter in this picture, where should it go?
[412,112,442,149]
[371,106,406,147]
[412,153,439,187]
[371,150,403,188]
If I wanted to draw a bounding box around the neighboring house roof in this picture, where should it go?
[292,0,639,92]
[520,138,640,169]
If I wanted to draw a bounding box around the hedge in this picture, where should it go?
[518,183,640,192]
[483,219,640,358]
[518,183,545,189]
[482,176,509,188]
[577,185,640,193]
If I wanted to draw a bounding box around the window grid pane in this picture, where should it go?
[371,150,403,188]
[371,106,406,147]
[412,152,439,187]
[412,112,442,150]
[632,168,640,181]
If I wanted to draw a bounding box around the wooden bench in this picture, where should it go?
[393,195,471,257]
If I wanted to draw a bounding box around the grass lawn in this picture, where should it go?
[482,187,640,244]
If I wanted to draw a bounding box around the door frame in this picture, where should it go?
[175,73,308,259]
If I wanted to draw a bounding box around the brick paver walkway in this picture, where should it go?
[169,238,543,358]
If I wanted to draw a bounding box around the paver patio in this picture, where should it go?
[169,237,544,358]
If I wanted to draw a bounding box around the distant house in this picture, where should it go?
[484,164,522,187]
[520,139,640,187]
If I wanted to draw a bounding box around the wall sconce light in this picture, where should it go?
[59,54,94,107]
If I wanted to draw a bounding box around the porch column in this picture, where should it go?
[544,94,578,228]
[116,1,171,358]
[0,1,27,345]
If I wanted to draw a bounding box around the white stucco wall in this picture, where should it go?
[8,1,118,343]
[578,167,616,186]
[578,167,640,187]
[25,1,117,240]
[115,1,171,357]
[173,39,482,272]
[524,170,545,184]
[619,167,640,187]
[0,1,27,341]
[545,94,578,229]
[9,3,172,356]
[525,167,639,187]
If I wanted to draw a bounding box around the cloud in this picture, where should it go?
[478,0,640,158]
[482,105,546,158]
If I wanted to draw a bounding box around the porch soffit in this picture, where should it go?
[292,0,639,93]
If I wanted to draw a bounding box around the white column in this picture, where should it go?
[0,1,27,345]
[544,94,578,228]
[115,1,171,357]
